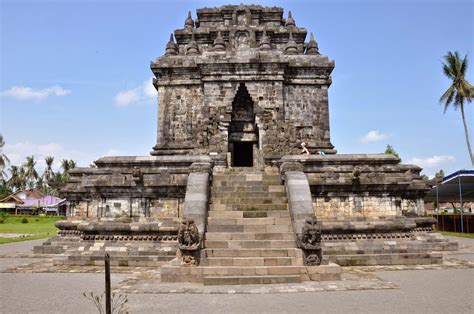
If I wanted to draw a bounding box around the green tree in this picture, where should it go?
[7,165,24,191]
[434,169,445,183]
[23,155,39,188]
[384,144,401,160]
[43,156,55,182]
[0,134,9,179]
[440,51,474,166]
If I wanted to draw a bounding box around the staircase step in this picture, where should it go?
[207,224,293,233]
[205,232,295,241]
[205,248,303,258]
[203,275,301,285]
[211,191,287,198]
[207,217,291,226]
[208,210,290,219]
[205,240,296,249]
[211,186,285,193]
[200,265,304,276]
[204,257,300,266]
[210,197,288,205]
[210,204,288,211]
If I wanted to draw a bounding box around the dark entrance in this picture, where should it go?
[228,83,258,167]
[232,142,253,167]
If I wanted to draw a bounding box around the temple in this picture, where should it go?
[37,5,456,285]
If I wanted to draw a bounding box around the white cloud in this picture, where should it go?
[114,78,156,107]
[1,85,71,101]
[407,155,456,169]
[359,130,393,143]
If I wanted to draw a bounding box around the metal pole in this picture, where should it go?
[436,185,439,230]
[458,175,464,233]
[105,253,111,314]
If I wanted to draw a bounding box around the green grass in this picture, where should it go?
[440,231,474,239]
[0,215,63,244]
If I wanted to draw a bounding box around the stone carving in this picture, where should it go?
[259,30,271,51]
[285,11,296,28]
[235,31,250,49]
[351,167,361,184]
[177,218,201,266]
[184,11,194,29]
[165,33,178,56]
[305,32,319,55]
[213,31,226,51]
[132,167,143,183]
[186,33,199,55]
[284,32,298,55]
[298,216,322,266]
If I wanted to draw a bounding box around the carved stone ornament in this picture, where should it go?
[298,216,323,266]
[177,218,201,266]
[178,218,201,249]
[132,167,143,183]
[300,216,322,249]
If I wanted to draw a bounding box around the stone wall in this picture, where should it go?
[313,195,425,220]
[68,198,183,219]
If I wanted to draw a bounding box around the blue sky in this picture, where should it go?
[1,0,473,177]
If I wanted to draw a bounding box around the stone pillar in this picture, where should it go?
[281,162,315,235]
[183,162,212,234]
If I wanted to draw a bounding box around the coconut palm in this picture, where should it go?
[61,159,71,177]
[43,156,55,182]
[23,155,39,188]
[440,51,474,166]
[0,134,9,179]
[8,165,25,191]
[68,159,76,170]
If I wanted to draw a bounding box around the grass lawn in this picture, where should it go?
[440,231,474,239]
[0,215,64,244]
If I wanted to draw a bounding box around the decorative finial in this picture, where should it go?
[165,33,178,55]
[213,31,226,52]
[284,31,298,55]
[186,32,200,55]
[286,11,296,28]
[259,30,271,51]
[305,32,319,55]
[185,11,194,29]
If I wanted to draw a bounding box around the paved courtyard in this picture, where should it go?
[0,237,473,314]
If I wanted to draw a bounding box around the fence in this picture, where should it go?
[433,214,474,233]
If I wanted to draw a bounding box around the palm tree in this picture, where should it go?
[43,156,55,182]
[8,165,24,191]
[440,51,474,166]
[23,155,39,188]
[61,159,71,177]
[68,159,76,170]
[0,134,9,179]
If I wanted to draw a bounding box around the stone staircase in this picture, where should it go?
[203,167,304,285]
[161,167,341,285]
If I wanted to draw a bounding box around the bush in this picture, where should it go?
[21,217,28,224]
[0,217,5,224]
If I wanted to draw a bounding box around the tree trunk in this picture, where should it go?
[460,104,474,167]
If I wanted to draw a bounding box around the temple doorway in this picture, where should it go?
[228,83,258,167]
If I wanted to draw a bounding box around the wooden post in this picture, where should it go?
[105,253,111,314]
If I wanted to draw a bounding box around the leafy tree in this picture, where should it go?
[434,169,445,183]
[0,134,10,179]
[43,156,55,182]
[23,155,39,189]
[440,51,474,166]
[384,144,401,161]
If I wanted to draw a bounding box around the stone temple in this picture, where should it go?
[37,5,456,285]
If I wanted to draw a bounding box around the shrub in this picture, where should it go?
[21,217,28,224]
[0,217,5,224]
